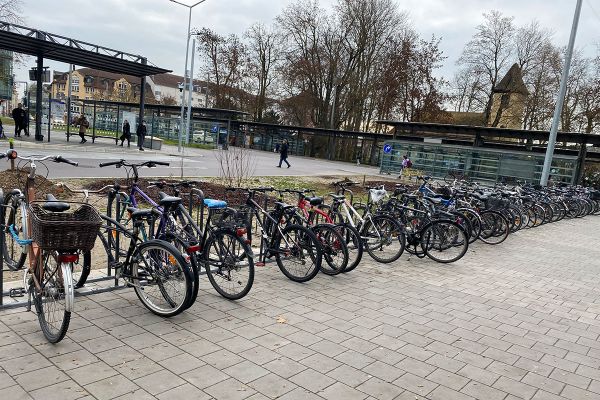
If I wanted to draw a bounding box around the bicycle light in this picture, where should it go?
[7,149,17,159]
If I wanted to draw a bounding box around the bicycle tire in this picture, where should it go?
[203,230,254,300]
[33,251,73,343]
[336,223,363,272]
[132,240,193,317]
[362,215,405,263]
[2,193,27,271]
[420,220,469,263]
[479,210,509,245]
[274,224,322,283]
[311,223,348,275]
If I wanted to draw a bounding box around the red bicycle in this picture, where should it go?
[284,189,364,272]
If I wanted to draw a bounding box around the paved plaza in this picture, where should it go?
[0,216,599,399]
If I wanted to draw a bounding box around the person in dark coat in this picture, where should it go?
[277,139,290,168]
[76,114,89,143]
[11,103,28,137]
[119,120,131,147]
[136,120,147,151]
[0,118,5,139]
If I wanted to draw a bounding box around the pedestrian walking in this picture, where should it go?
[136,120,147,151]
[0,118,5,139]
[398,154,412,178]
[277,139,290,168]
[119,120,131,147]
[11,103,27,137]
[76,114,89,143]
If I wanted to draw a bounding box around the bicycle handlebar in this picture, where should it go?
[99,160,123,168]
[99,160,170,168]
[54,156,78,166]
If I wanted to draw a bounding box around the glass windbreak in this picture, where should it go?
[380,141,577,184]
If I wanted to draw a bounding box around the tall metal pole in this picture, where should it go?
[66,64,73,141]
[185,39,196,146]
[178,6,192,153]
[540,0,583,186]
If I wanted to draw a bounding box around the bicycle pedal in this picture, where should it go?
[9,287,26,298]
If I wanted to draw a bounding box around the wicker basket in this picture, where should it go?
[28,202,102,251]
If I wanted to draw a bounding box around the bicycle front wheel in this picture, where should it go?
[274,224,322,282]
[33,252,74,343]
[204,230,255,300]
[420,220,469,263]
[132,240,193,317]
[362,215,405,263]
[312,224,348,275]
[2,193,27,271]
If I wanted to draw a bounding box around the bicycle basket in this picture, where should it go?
[485,197,508,210]
[28,202,102,251]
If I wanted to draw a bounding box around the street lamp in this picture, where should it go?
[169,0,208,153]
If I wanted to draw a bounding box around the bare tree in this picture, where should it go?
[196,28,249,110]
[245,23,280,121]
[0,0,23,24]
[214,146,256,187]
[458,10,515,122]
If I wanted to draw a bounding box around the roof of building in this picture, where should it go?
[151,73,207,89]
[0,22,170,77]
[494,64,529,96]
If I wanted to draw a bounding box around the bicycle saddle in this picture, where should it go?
[126,207,157,219]
[274,201,295,211]
[43,194,70,212]
[307,197,323,206]
[329,194,345,200]
[158,192,182,206]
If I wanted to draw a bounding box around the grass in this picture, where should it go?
[161,138,215,150]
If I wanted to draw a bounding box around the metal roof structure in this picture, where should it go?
[377,120,600,146]
[0,21,171,77]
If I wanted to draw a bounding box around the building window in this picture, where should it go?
[85,87,94,94]
[71,77,79,92]
[59,83,65,90]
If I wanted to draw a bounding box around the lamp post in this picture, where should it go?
[169,0,208,153]
[540,0,583,186]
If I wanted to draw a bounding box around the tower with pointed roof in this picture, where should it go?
[488,63,529,129]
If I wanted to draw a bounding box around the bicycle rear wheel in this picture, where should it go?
[274,224,322,282]
[32,251,73,343]
[204,231,254,300]
[132,240,193,317]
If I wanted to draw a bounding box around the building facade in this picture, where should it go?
[50,68,212,115]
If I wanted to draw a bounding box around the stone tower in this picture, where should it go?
[488,63,529,129]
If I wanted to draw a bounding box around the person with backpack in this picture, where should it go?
[398,154,412,178]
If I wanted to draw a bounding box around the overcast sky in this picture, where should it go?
[11,0,600,83]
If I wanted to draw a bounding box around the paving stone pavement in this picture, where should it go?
[1,216,600,400]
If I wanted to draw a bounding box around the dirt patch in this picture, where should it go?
[0,169,68,200]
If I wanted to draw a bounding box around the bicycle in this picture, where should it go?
[328,181,405,264]
[0,149,101,343]
[225,187,323,282]
[144,179,255,300]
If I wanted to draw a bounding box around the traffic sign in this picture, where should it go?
[383,144,392,154]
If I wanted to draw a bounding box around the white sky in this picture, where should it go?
[11,0,600,84]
